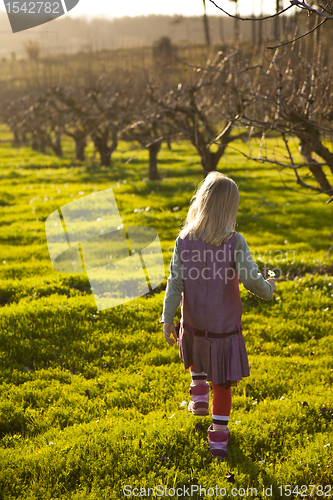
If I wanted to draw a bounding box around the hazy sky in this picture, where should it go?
[0,0,289,19]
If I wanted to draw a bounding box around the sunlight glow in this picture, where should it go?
[0,0,286,19]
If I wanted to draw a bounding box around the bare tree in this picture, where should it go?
[202,0,211,46]
[1,90,64,156]
[123,119,164,181]
[155,52,262,176]
[51,86,94,162]
[209,0,333,47]
[122,78,176,181]
[206,43,333,202]
[85,75,139,167]
[18,94,64,156]
[0,92,27,146]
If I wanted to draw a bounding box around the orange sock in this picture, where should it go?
[212,383,231,430]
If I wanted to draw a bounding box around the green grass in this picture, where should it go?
[0,133,332,499]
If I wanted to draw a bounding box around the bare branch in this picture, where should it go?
[290,0,333,18]
[175,57,263,75]
[208,0,294,20]
[209,0,333,49]
[225,143,330,194]
[209,0,333,20]
[267,18,328,50]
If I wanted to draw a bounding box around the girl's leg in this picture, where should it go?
[211,383,232,431]
[207,382,231,458]
[188,365,209,415]
[189,365,207,385]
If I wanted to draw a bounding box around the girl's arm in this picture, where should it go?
[161,236,184,323]
[234,233,275,300]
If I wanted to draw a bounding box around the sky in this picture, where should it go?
[0,0,289,19]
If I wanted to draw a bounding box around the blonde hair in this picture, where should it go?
[179,172,239,246]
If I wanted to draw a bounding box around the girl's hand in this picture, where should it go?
[163,322,177,347]
[267,278,277,293]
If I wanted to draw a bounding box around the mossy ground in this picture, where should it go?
[0,133,332,499]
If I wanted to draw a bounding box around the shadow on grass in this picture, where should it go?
[227,436,281,497]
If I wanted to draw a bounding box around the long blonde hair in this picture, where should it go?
[179,172,239,246]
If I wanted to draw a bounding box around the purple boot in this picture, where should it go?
[207,425,230,459]
[188,383,209,416]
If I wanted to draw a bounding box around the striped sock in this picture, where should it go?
[212,414,229,431]
[189,366,208,386]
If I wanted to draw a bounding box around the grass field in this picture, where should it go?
[0,133,332,499]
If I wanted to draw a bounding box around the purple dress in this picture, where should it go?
[178,232,250,385]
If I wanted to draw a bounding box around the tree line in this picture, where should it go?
[0,37,332,202]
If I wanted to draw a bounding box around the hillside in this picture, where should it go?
[0,12,297,59]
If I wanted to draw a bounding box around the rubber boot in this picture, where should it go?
[188,383,209,416]
[207,424,230,459]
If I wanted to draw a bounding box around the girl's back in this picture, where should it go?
[178,232,242,334]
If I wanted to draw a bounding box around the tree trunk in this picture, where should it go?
[252,16,256,47]
[32,133,38,151]
[258,0,263,45]
[203,14,211,46]
[93,128,118,167]
[200,148,225,176]
[275,0,280,41]
[39,132,46,153]
[219,16,224,41]
[12,126,20,146]
[299,136,333,195]
[234,0,239,46]
[94,138,111,166]
[310,130,333,175]
[50,132,63,157]
[75,135,86,161]
[148,141,162,180]
[197,132,230,176]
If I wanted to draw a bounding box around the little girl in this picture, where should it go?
[161,172,276,459]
